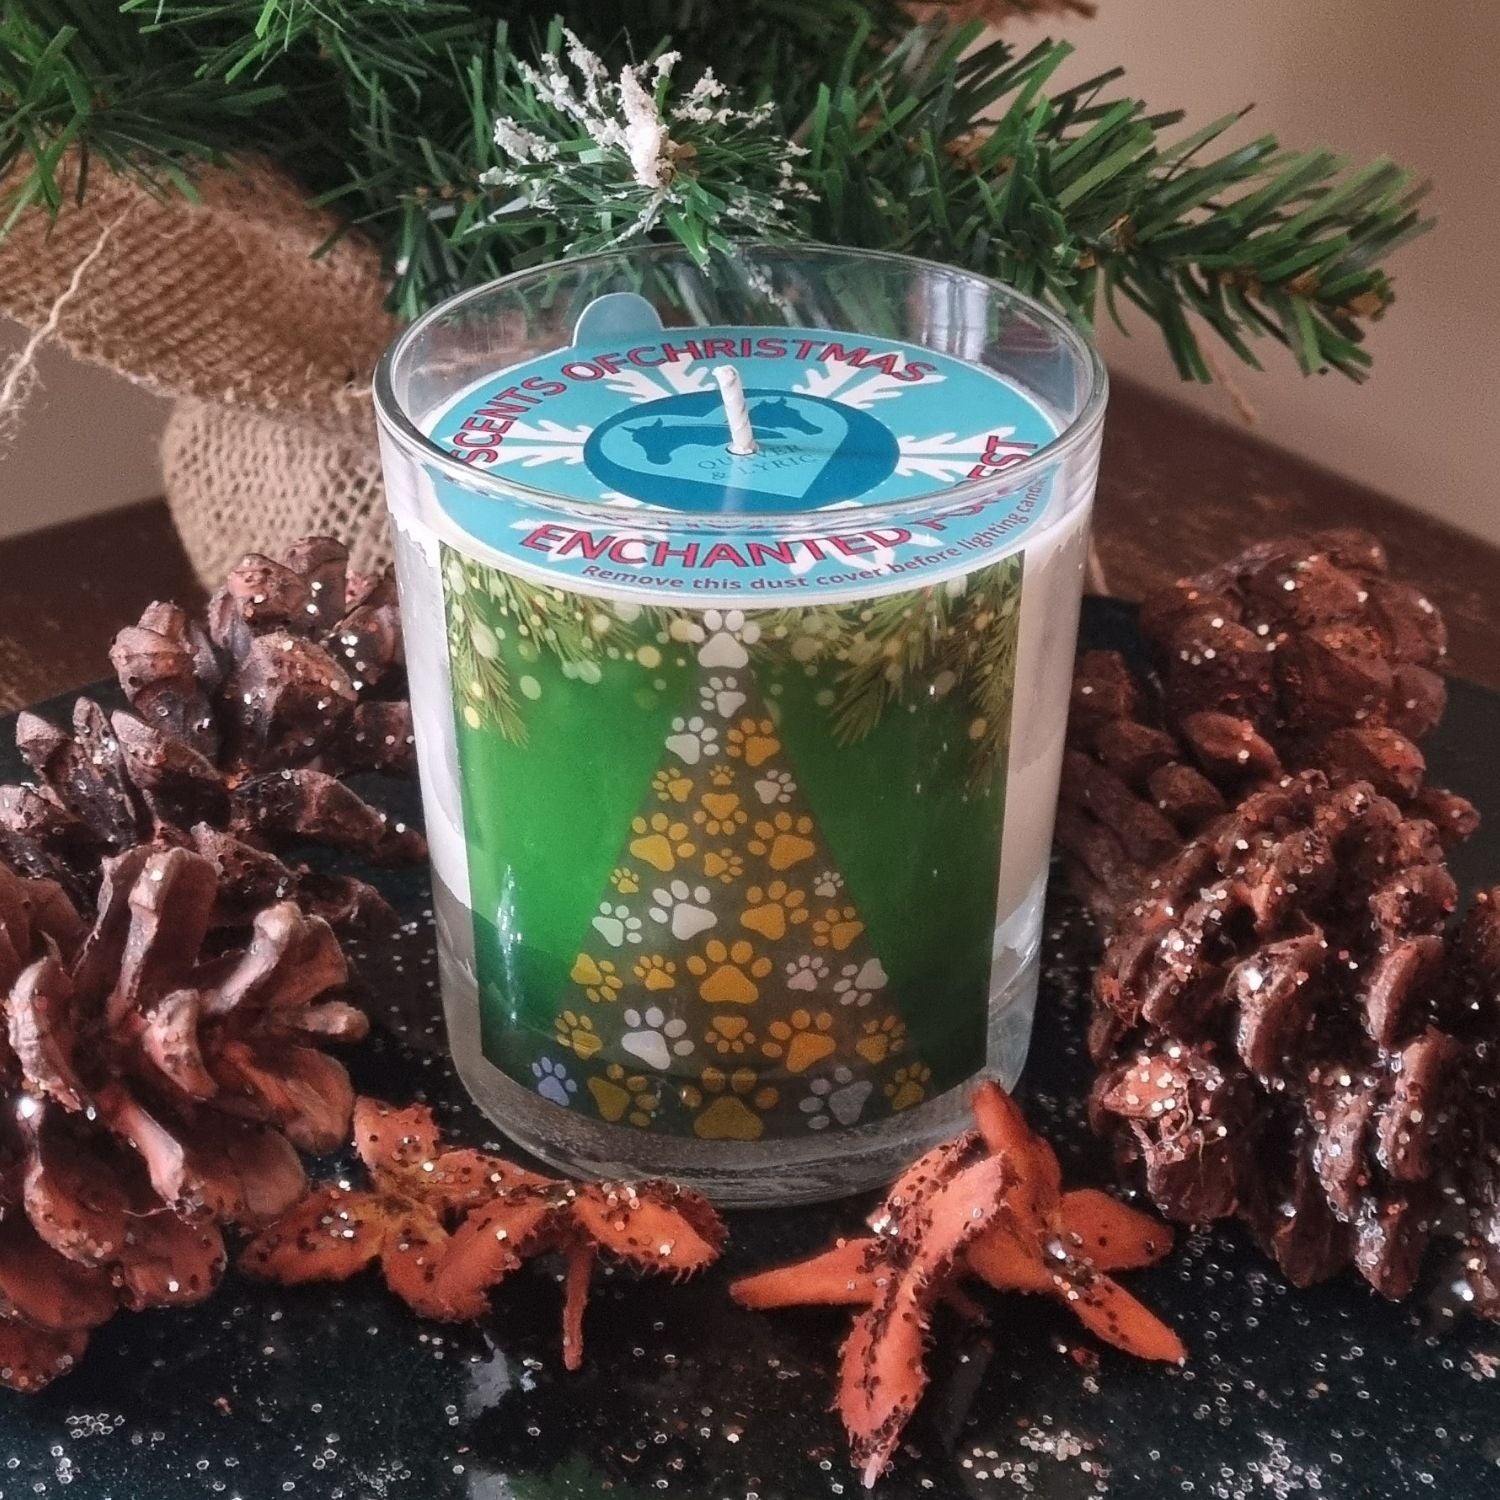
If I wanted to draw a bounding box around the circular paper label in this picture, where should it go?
[420,299,1063,602]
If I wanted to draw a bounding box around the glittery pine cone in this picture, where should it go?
[1141,527,1453,775]
[1087,768,1500,1303]
[116,535,411,778]
[1441,891,1500,1315]
[0,843,367,1389]
[1059,531,1478,924]
[1057,650,1229,922]
[0,537,423,931]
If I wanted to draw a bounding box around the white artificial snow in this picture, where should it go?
[482,30,812,246]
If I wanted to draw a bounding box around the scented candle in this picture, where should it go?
[375,244,1106,1204]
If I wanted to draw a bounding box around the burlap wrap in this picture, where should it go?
[0,156,398,580]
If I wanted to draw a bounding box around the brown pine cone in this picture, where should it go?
[114,537,410,777]
[1142,527,1452,765]
[0,844,367,1389]
[1060,532,1477,924]
[1057,650,1228,921]
[1440,891,1500,1313]
[1067,531,1499,1311]
[0,538,423,930]
[1088,770,1495,1301]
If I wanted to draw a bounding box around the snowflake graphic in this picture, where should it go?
[893,428,1033,483]
[793,359,943,410]
[791,358,1034,489]
[603,358,714,405]
[484,419,593,469]
[890,429,997,482]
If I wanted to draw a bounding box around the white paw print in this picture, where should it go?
[699,674,747,720]
[533,1057,577,1107]
[621,1006,694,1071]
[665,715,720,765]
[834,958,888,1007]
[785,954,829,993]
[754,769,797,805]
[648,880,717,941]
[697,608,762,670]
[592,902,643,947]
[799,1067,873,1130]
[813,869,844,899]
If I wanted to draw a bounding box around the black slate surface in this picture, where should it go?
[0,596,1498,1500]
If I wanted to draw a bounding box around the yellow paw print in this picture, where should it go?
[812,904,865,952]
[686,938,772,1005]
[739,879,808,941]
[748,812,817,872]
[855,1014,906,1064]
[885,1063,931,1112]
[709,764,735,788]
[629,812,696,873]
[726,716,781,768]
[693,791,747,838]
[632,953,677,992]
[588,1063,660,1129]
[680,1065,779,1141]
[651,769,694,804]
[703,846,744,884]
[569,953,623,1004]
[554,1009,602,1061]
[704,1015,756,1055]
[610,866,640,894]
[761,1009,837,1074]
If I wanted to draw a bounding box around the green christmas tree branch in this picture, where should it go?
[443,554,1026,777]
[821,587,960,747]
[0,0,1430,379]
[943,559,1024,787]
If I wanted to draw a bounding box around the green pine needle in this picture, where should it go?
[0,1,1431,381]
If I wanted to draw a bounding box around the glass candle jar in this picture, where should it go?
[374,243,1106,1205]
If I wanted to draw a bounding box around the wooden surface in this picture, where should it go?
[0,378,1496,712]
[0,498,203,713]
[1094,382,1500,690]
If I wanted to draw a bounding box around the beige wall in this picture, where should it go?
[0,320,166,540]
[1008,0,1499,542]
[1,0,1495,542]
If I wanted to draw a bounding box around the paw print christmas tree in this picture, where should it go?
[378,245,1106,1201]
[552,611,927,1143]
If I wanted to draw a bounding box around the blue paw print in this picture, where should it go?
[533,1056,577,1108]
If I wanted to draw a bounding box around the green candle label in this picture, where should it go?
[442,549,1023,1140]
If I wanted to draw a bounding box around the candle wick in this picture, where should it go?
[713,366,759,457]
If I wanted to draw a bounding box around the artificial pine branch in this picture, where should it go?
[824,586,959,748]
[0,1,1429,380]
[948,561,1023,786]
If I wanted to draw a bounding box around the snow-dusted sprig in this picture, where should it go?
[478,27,813,262]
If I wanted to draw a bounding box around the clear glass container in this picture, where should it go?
[374,243,1106,1205]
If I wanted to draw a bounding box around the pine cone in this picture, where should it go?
[1063,530,1500,1310]
[0,843,367,1389]
[1441,891,1500,1313]
[1142,527,1451,770]
[1059,531,1478,923]
[1057,650,1228,921]
[1087,769,1498,1300]
[114,536,410,777]
[0,538,423,930]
